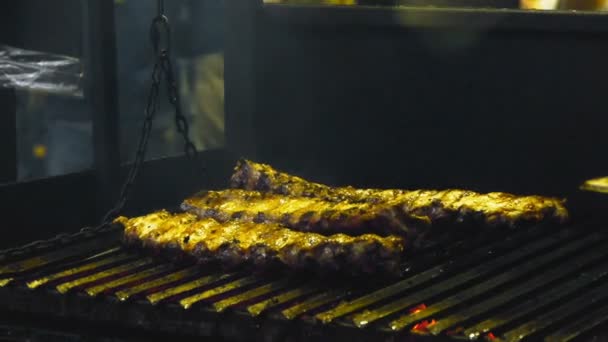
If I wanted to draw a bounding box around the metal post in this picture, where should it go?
[0,88,17,184]
[82,0,121,219]
[224,0,261,159]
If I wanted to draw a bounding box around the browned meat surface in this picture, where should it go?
[181,189,423,238]
[116,210,406,275]
[229,159,569,228]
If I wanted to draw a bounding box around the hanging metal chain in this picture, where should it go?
[99,60,162,225]
[160,52,199,164]
[100,0,201,226]
[153,9,201,169]
[0,0,201,259]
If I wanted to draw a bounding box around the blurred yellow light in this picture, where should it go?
[264,0,356,4]
[520,0,559,9]
[326,0,356,4]
[580,176,608,194]
[33,144,47,159]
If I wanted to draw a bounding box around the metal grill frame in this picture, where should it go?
[2,221,608,342]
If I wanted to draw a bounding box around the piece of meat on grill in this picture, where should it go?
[116,210,406,275]
[230,159,338,199]
[181,189,425,238]
[230,159,569,227]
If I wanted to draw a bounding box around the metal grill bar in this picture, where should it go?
[247,283,320,317]
[501,281,608,341]
[84,263,174,296]
[26,250,131,289]
[351,232,582,328]
[426,246,608,335]
[463,261,608,339]
[56,258,155,294]
[389,234,605,332]
[281,288,350,320]
[212,279,292,312]
[179,276,259,309]
[147,272,234,305]
[0,239,118,277]
[2,224,606,341]
[544,304,608,342]
[115,265,200,301]
[314,228,550,324]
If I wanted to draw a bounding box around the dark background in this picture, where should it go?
[2,3,608,248]
[247,7,608,199]
[0,1,83,56]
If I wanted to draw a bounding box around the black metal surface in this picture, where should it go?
[0,312,232,342]
[82,0,121,220]
[1,223,608,341]
[0,150,234,249]
[0,88,17,184]
[262,4,608,32]
[226,2,608,197]
[224,1,258,159]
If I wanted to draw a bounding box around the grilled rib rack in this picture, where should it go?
[1,223,608,341]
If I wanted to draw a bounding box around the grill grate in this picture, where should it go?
[1,224,608,341]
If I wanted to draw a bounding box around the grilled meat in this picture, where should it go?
[181,189,423,238]
[117,210,406,275]
[231,159,337,199]
[230,159,569,227]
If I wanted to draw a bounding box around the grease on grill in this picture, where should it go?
[85,263,173,296]
[281,288,350,320]
[27,251,132,289]
[55,258,155,294]
[389,234,603,332]
[0,239,117,277]
[147,272,235,305]
[424,251,608,336]
[212,279,291,312]
[3,223,608,341]
[115,265,200,301]
[179,276,259,309]
[353,232,581,329]
[247,282,320,316]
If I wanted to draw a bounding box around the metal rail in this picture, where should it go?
[1,225,608,341]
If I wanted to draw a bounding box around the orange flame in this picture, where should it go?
[409,303,427,315]
[411,319,437,333]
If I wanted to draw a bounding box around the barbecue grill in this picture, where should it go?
[3,1,608,341]
[2,219,608,341]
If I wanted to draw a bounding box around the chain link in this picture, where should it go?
[100,0,202,227]
[159,51,201,167]
[99,60,162,225]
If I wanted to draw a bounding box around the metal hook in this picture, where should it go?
[157,0,165,17]
[150,15,171,56]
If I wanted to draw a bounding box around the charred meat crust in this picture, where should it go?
[116,211,406,276]
[181,189,418,238]
[229,159,569,228]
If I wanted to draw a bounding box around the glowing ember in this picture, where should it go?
[487,332,497,340]
[409,303,427,315]
[411,319,437,333]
